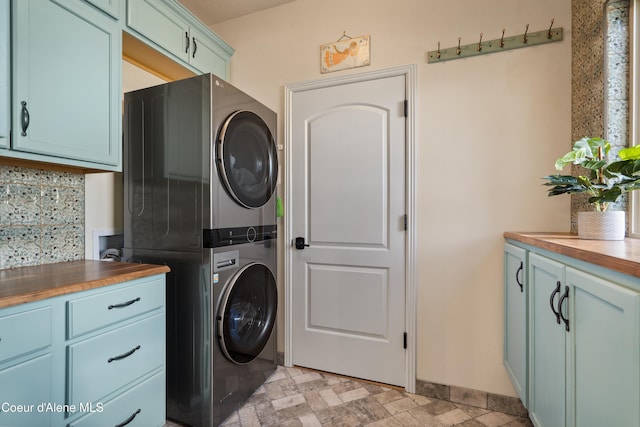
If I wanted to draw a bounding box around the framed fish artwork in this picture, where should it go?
[320,34,370,73]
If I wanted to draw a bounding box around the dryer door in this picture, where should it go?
[217,111,278,208]
[218,262,277,364]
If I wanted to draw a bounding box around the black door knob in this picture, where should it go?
[295,237,310,249]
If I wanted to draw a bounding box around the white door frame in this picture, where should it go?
[283,64,417,393]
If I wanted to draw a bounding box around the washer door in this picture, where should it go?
[218,262,277,364]
[218,111,278,209]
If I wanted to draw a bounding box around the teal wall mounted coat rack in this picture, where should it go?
[427,20,563,64]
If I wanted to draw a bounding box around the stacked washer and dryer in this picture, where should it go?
[122,74,279,427]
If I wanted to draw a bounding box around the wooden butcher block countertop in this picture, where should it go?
[505,232,640,279]
[0,260,170,309]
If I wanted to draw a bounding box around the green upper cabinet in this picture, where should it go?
[0,0,9,150]
[10,0,121,171]
[84,0,121,19]
[126,0,233,78]
[187,24,229,78]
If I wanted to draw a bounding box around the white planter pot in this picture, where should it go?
[577,211,626,240]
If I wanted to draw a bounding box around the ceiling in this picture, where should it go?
[178,0,296,26]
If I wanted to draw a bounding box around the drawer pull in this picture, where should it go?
[115,408,141,427]
[515,261,524,292]
[20,101,30,136]
[108,297,141,310]
[549,281,561,324]
[559,285,570,332]
[108,345,141,363]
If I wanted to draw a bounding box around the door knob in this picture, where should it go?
[295,237,310,249]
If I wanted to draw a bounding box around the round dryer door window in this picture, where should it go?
[218,262,277,365]
[218,111,278,208]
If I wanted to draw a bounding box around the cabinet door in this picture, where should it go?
[126,0,190,63]
[566,268,640,427]
[503,243,528,407]
[0,354,52,427]
[12,0,120,168]
[528,253,567,427]
[0,0,8,149]
[83,0,120,19]
[188,25,229,78]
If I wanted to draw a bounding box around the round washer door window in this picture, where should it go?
[218,262,278,365]
[218,111,278,208]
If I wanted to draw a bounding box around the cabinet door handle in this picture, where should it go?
[515,261,524,292]
[114,408,141,427]
[185,31,190,53]
[108,345,141,363]
[192,37,197,58]
[549,280,561,324]
[20,101,30,136]
[559,285,570,332]
[108,297,140,310]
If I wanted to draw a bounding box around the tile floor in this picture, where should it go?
[165,366,533,427]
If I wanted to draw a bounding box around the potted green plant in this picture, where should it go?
[543,136,640,240]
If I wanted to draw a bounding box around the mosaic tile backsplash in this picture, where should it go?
[570,0,630,232]
[0,165,84,269]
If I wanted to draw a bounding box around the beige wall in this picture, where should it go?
[84,0,573,398]
[213,0,572,396]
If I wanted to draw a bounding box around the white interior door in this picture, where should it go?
[287,73,407,387]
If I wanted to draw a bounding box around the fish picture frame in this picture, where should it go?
[321,34,370,74]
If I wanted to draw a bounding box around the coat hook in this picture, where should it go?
[547,18,555,39]
[500,29,506,48]
[477,33,483,52]
[456,37,461,55]
[437,41,441,59]
[523,24,529,43]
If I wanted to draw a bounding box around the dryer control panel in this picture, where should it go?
[204,225,277,248]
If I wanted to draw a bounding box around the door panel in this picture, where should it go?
[13,0,119,165]
[528,253,566,427]
[503,243,528,407]
[309,106,388,247]
[307,264,388,337]
[291,74,406,386]
[567,268,640,427]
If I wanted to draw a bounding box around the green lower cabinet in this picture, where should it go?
[528,253,567,427]
[0,274,166,427]
[567,268,640,427]
[0,301,55,427]
[503,243,528,407]
[0,354,52,427]
[525,250,640,427]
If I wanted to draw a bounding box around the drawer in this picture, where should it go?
[0,306,51,363]
[67,276,165,338]
[69,371,165,427]
[68,313,164,405]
